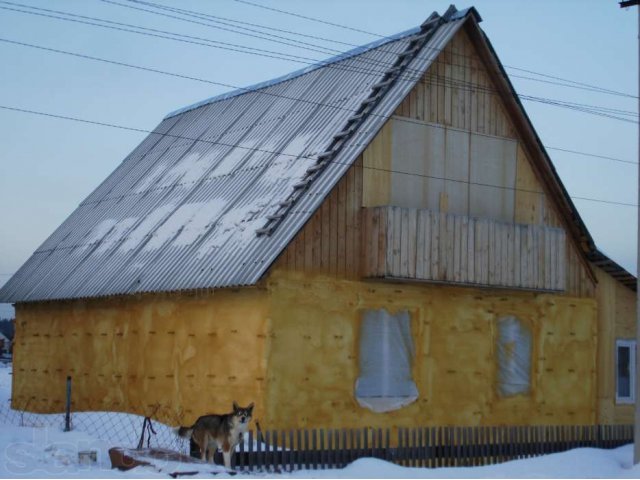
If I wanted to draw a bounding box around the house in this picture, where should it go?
[0,5,636,431]
[0,331,10,356]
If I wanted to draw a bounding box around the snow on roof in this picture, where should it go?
[0,8,471,302]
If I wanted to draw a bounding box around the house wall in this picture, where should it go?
[360,27,595,297]
[263,269,597,430]
[236,25,606,431]
[12,288,270,426]
[594,267,637,424]
[277,27,594,298]
[272,157,364,280]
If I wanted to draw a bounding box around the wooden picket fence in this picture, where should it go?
[207,424,633,472]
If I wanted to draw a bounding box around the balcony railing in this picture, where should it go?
[362,206,566,292]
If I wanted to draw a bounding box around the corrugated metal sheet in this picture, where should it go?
[0,8,472,303]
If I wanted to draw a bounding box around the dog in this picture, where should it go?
[177,402,254,469]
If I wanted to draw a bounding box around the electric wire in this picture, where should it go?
[232,0,390,38]
[113,0,637,100]
[129,0,377,48]
[1,35,635,166]
[100,0,346,58]
[231,0,637,99]
[0,104,635,209]
[1,3,636,125]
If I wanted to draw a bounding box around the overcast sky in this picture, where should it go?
[0,0,637,315]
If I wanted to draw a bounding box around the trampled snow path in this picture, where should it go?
[1,363,639,478]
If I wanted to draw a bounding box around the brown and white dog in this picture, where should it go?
[177,402,254,469]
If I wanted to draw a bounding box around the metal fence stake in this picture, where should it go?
[64,376,71,432]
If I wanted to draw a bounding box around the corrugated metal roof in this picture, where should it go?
[588,249,637,291]
[0,7,473,303]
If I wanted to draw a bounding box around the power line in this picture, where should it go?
[1,36,635,166]
[0,2,340,65]
[0,2,487,94]
[2,0,633,115]
[0,104,636,208]
[2,3,636,125]
[505,65,636,99]
[129,0,370,48]
[1,0,633,120]
[232,0,638,99]
[118,0,638,100]
[544,146,636,166]
[1,1,489,86]
[106,0,485,82]
[232,0,380,38]
[100,0,341,57]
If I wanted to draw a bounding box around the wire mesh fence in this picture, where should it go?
[0,396,189,455]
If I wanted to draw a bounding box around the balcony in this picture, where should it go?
[362,206,566,292]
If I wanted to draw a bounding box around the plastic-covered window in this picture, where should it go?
[496,316,531,397]
[355,309,418,412]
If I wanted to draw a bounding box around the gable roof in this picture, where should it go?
[0,6,477,303]
[2,6,634,303]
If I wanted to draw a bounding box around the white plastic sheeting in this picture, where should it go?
[355,309,418,412]
[496,316,532,397]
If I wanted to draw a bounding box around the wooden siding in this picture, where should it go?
[362,122,392,208]
[387,119,517,222]
[275,27,595,297]
[595,267,637,424]
[395,28,516,138]
[515,145,561,228]
[362,206,566,292]
[392,27,564,230]
[272,158,363,279]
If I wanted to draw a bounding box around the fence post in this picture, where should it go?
[289,430,294,472]
[64,376,71,432]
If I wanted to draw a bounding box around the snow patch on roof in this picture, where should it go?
[196,198,271,258]
[80,219,117,250]
[94,217,138,254]
[211,139,258,177]
[173,199,227,247]
[119,203,176,252]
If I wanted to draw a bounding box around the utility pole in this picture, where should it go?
[619,0,640,465]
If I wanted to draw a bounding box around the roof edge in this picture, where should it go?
[165,6,480,120]
[588,248,637,291]
[462,16,600,280]
[164,26,421,119]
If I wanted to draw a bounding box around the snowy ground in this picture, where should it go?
[1,363,640,478]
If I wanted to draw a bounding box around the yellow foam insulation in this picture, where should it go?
[12,270,597,431]
[13,288,270,426]
[263,270,597,430]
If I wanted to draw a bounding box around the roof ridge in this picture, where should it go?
[163,26,421,119]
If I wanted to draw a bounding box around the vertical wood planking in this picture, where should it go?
[466,215,475,283]
[361,207,572,293]
[438,212,448,280]
[378,207,388,277]
[453,215,463,282]
[431,210,441,279]
[407,208,418,278]
[400,208,410,277]
[416,209,427,279]
[274,30,601,296]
